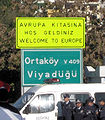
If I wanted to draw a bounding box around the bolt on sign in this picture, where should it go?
[16,17,85,49]
[21,49,83,86]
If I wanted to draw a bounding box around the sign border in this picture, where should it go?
[21,49,83,86]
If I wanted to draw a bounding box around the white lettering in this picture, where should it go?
[38,73,43,80]
[27,71,33,78]
[25,57,59,66]
[27,70,78,80]
[25,57,30,64]
[64,59,67,64]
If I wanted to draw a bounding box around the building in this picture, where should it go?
[85,66,105,83]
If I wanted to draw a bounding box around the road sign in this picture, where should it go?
[21,49,83,86]
[16,17,85,49]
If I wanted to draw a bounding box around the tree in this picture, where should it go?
[0,0,105,101]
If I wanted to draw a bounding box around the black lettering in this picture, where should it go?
[42,23,46,27]
[19,38,25,43]
[63,23,66,27]
[33,31,37,35]
[24,31,28,34]
[52,23,55,27]
[28,23,32,27]
[67,23,70,27]
[20,23,23,27]
[74,23,77,27]
[29,31,32,35]
[78,23,82,27]
[24,23,27,27]
[26,38,29,43]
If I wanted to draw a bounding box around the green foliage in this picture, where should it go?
[0,0,11,8]
[0,0,105,70]
[0,0,105,101]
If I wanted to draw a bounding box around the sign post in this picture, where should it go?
[21,49,83,86]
